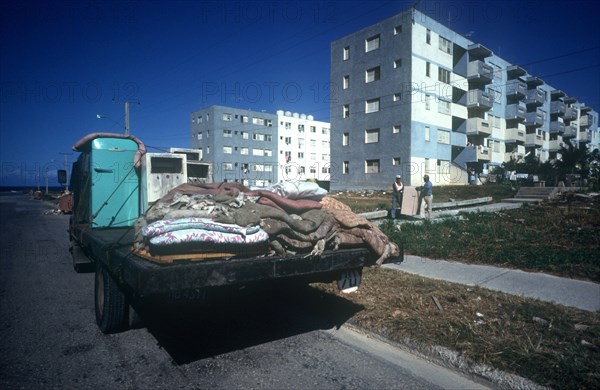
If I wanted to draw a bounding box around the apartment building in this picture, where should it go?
[190,105,331,186]
[276,110,331,182]
[330,8,598,189]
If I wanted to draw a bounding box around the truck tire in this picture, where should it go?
[95,263,128,334]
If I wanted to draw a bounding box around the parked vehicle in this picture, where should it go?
[68,133,374,333]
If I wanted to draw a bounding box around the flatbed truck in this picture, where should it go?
[68,133,370,333]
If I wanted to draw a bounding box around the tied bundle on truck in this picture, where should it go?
[133,181,399,266]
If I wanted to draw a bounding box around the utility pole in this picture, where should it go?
[124,100,140,135]
[59,152,72,190]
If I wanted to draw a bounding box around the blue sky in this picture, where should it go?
[1,0,599,186]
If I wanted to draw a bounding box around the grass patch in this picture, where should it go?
[315,269,600,389]
[380,199,600,282]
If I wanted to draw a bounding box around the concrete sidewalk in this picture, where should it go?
[383,255,600,312]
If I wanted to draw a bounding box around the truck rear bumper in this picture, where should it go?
[118,247,370,297]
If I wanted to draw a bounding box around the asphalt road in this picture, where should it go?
[0,193,489,389]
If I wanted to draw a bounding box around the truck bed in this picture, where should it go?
[76,226,370,297]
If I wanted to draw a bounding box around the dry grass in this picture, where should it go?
[315,269,600,389]
[321,186,600,388]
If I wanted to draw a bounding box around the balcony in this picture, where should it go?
[506,79,526,96]
[506,127,526,144]
[467,90,493,110]
[579,131,591,143]
[506,104,526,121]
[468,43,493,59]
[550,101,566,116]
[525,133,543,147]
[523,111,544,127]
[466,117,492,135]
[580,115,591,127]
[563,107,577,121]
[562,126,577,139]
[506,65,526,80]
[476,145,491,160]
[548,139,563,151]
[505,151,525,162]
[524,88,545,106]
[549,120,565,134]
[467,61,494,84]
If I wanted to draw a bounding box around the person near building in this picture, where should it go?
[391,175,404,219]
[418,174,433,219]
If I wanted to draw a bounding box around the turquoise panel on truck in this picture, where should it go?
[90,138,140,228]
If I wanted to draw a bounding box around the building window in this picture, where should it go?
[343,46,349,60]
[310,153,317,161]
[241,115,248,123]
[252,117,265,125]
[298,124,305,132]
[437,159,450,174]
[426,62,430,77]
[222,113,232,121]
[394,25,402,35]
[438,100,451,115]
[437,129,450,144]
[439,36,452,54]
[343,75,349,89]
[322,127,329,135]
[310,126,316,133]
[284,136,292,145]
[393,93,402,102]
[393,157,401,166]
[438,67,451,84]
[198,115,203,123]
[298,152,304,158]
[240,147,248,155]
[426,29,431,44]
[365,34,380,52]
[393,125,401,134]
[298,138,304,148]
[425,94,431,110]
[197,132,203,140]
[394,58,402,68]
[365,98,380,114]
[365,159,380,174]
[284,122,291,130]
[343,132,349,146]
[223,129,232,137]
[343,161,349,174]
[241,131,249,139]
[223,163,234,170]
[425,126,430,142]
[223,146,233,154]
[365,128,380,144]
[365,66,381,83]
[343,104,350,118]
[309,139,317,147]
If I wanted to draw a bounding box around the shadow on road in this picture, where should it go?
[137,284,364,364]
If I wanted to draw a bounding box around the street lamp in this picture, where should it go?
[96,114,120,127]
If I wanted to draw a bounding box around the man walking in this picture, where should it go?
[419,175,433,219]
[391,175,404,220]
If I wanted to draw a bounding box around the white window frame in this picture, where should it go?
[365,128,380,144]
[365,98,380,114]
[365,34,380,52]
[365,66,380,83]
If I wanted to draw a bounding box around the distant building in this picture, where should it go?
[190,105,330,186]
[330,7,599,189]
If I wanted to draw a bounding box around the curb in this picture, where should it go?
[338,322,549,390]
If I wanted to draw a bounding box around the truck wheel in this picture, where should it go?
[95,263,128,334]
[70,244,93,273]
